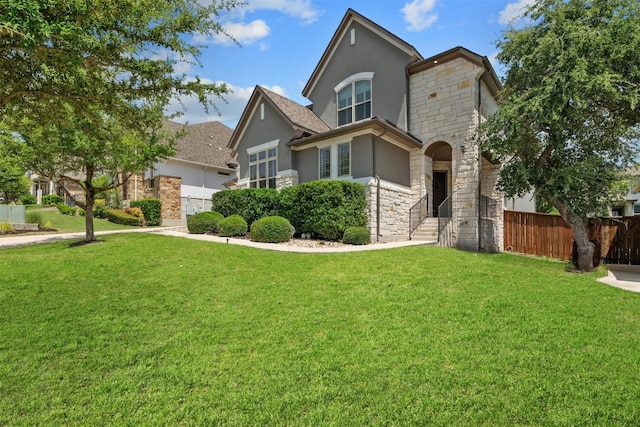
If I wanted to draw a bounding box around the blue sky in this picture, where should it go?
[166,0,534,128]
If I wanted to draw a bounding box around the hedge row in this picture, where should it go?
[211,181,367,240]
[130,198,162,226]
[106,209,142,226]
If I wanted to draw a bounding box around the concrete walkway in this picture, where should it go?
[598,265,640,293]
[0,227,433,253]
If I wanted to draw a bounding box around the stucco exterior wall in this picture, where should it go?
[307,20,413,130]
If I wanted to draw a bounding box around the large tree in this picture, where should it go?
[480,0,640,271]
[0,0,239,242]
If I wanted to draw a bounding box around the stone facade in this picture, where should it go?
[364,178,414,242]
[409,57,503,252]
[123,174,182,226]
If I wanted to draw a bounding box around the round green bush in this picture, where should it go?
[342,226,371,245]
[187,211,224,234]
[250,216,293,243]
[218,214,248,237]
[20,194,37,205]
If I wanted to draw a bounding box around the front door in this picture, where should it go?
[433,171,447,217]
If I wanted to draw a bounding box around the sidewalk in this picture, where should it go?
[598,265,640,293]
[0,227,433,253]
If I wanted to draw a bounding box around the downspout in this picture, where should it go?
[477,73,486,252]
[372,136,380,242]
[202,166,207,211]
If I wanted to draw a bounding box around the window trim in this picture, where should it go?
[248,141,278,188]
[318,141,351,180]
[334,72,374,128]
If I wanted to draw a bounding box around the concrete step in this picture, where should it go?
[411,218,439,241]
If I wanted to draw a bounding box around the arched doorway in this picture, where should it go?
[424,141,452,217]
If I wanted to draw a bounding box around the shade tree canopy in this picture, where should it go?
[480,0,640,271]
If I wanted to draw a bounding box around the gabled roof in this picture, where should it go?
[227,85,330,153]
[408,46,503,96]
[288,117,423,151]
[164,120,235,170]
[302,8,423,98]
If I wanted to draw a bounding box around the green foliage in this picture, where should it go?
[25,211,43,227]
[20,194,36,205]
[211,188,279,226]
[124,207,145,225]
[106,209,142,227]
[187,211,224,234]
[218,214,248,237]
[93,203,108,219]
[342,226,371,245]
[42,194,62,206]
[292,181,368,240]
[77,208,85,217]
[56,203,77,216]
[130,198,162,226]
[479,0,640,271]
[250,216,293,243]
[0,0,239,242]
[0,159,29,203]
[0,221,14,234]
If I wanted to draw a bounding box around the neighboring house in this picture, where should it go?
[228,9,503,251]
[125,120,236,225]
[610,166,640,217]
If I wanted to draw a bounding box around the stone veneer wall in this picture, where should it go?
[364,178,413,242]
[156,175,181,226]
[409,57,504,251]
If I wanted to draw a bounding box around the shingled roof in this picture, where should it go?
[259,86,331,135]
[164,120,236,170]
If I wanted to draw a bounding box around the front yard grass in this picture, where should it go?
[1,233,639,425]
[23,207,140,233]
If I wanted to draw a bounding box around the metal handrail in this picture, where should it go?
[437,192,454,241]
[409,193,429,238]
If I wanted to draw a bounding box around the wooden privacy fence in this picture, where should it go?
[504,211,640,265]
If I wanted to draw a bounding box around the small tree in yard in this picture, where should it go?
[0,158,29,204]
[0,0,240,243]
[479,0,640,271]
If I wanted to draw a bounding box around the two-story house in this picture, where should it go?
[228,9,503,251]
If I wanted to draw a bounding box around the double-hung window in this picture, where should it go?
[249,146,277,188]
[319,142,350,180]
[336,73,373,127]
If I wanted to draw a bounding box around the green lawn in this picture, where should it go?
[1,233,639,425]
[25,207,140,233]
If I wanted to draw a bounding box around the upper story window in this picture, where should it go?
[248,140,278,188]
[335,72,374,127]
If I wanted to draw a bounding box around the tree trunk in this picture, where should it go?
[567,215,594,272]
[84,190,95,243]
[544,193,594,271]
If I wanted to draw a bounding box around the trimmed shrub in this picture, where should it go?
[77,208,86,217]
[218,214,248,237]
[250,216,292,243]
[187,211,224,234]
[130,198,162,226]
[0,221,14,234]
[106,209,141,226]
[56,202,77,216]
[289,181,367,240]
[211,188,279,226]
[342,226,371,245]
[124,207,145,225]
[20,194,37,205]
[93,201,108,219]
[42,194,63,206]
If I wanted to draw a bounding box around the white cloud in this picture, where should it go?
[245,0,321,25]
[401,0,438,32]
[167,82,288,128]
[498,0,535,26]
[211,19,270,46]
